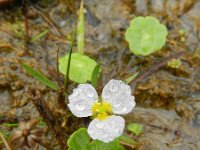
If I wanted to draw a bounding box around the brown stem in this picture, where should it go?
[56,48,67,110]
[131,51,186,86]
[26,88,66,150]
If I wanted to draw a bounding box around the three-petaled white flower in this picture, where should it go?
[68,79,136,143]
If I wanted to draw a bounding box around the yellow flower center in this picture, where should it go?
[92,101,113,120]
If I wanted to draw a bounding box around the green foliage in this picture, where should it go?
[119,135,137,146]
[167,58,181,68]
[127,123,143,136]
[7,21,24,39]
[125,16,168,56]
[31,29,49,42]
[124,72,139,84]
[178,29,186,36]
[67,128,125,150]
[87,139,124,150]
[59,53,100,84]
[77,0,84,54]
[1,123,19,127]
[68,128,90,150]
[21,63,58,90]
[91,64,101,87]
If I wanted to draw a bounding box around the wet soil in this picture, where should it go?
[0,0,200,149]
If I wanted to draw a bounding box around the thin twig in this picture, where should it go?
[131,51,186,86]
[27,88,66,149]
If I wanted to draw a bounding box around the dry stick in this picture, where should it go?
[56,48,67,110]
[0,131,14,150]
[131,51,186,86]
[27,88,66,150]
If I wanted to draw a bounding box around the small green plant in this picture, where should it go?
[67,128,125,150]
[167,58,182,68]
[127,123,143,136]
[125,16,168,56]
[59,0,100,85]
[19,1,142,149]
[178,29,187,43]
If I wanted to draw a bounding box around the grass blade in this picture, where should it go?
[1,123,18,127]
[125,72,139,84]
[31,29,49,42]
[77,0,84,54]
[21,63,58,90]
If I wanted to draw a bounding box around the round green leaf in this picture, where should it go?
[67,128,125,150]
[125,16,168,56]
[59,52,99,83]
[87,139,125,150]
[67,128,90,150]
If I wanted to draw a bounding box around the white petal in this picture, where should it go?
[87,115,125,143]
[68,84,98,117]
[102,79,135,114]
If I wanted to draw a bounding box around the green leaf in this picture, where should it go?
[167,58,181,68]
[59,53,100,83]
[21,63,58,90]
[31,29,49,42]
[67,128,90,150]
[124,72,139,84]
[77,0,84,54]
[119,135,137,145]
[67,128,125,150]
[91,64,100,87]
[125,16,168,56]
[87,139,125,150]
[127,123,143,136]
[1,123,19,127]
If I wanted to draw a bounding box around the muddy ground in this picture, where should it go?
[0,0,200,150]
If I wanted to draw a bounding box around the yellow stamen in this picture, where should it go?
[92,101,113,120]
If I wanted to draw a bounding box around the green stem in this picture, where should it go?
[64,30,76,92]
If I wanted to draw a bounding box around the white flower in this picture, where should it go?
[68,79,136,143]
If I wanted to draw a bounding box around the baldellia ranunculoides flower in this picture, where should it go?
[68,79,136,143]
